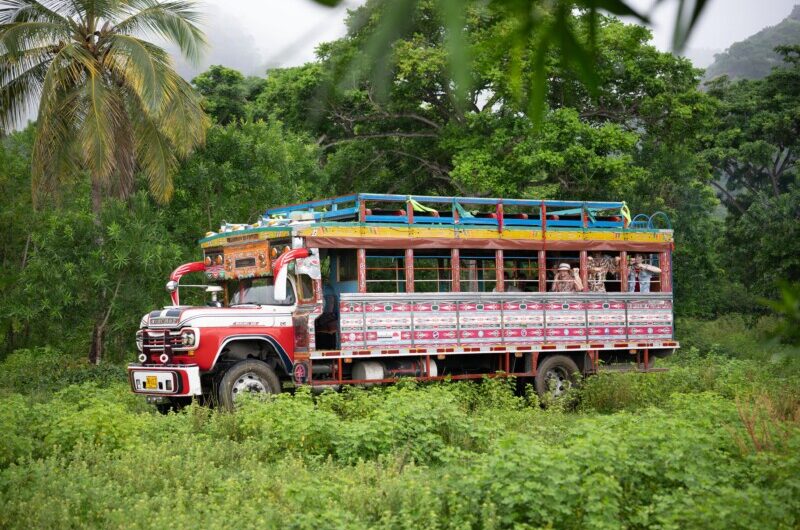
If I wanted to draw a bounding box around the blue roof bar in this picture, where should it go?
[259,193,647,230]
[266,193,624,215]
[265,194,359,216]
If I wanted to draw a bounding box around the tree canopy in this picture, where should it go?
[0,0,209,210]
[0,1,798,358]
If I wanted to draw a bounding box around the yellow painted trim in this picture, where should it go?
[296,225,672,243]
[200,229,292,249]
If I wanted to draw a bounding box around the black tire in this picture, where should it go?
[534,355,580,399]
[218,359,281,411]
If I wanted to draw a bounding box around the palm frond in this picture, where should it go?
[109,93,136,199]
[32,85,81,204]
[0,21,69,55]
[156,70,206,156]
[101,33,174,112]
[0,0,77,30]
[131,101,178,202]
[0,51,50,131]
[113,0,205,63]
[78,66,125,181]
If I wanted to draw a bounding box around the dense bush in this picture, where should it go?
[1,341,799,529]
[0,347,126,398]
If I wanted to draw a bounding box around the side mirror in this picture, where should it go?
[206,285,223,302]
[166,280,178,292]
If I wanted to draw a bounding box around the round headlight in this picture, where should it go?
[159,353,170,364]
[138,353,147,363]
[180,330,195,346]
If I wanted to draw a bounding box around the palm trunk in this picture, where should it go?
[89,178,105,364]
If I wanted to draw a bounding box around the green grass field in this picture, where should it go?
[1,316,799,529]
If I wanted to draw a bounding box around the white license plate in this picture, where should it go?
[132,371,177,393]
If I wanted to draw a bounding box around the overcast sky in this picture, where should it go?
[171,0,800,79]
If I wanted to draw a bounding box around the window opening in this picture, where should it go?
[546,251,583,293]
[459,251,497,292]
[365,250,406,293]
[414,250,453,293]
[587,251,623,293]
[503,251,540,292]
[625,253,662,293]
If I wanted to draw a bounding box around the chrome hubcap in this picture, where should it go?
[231,372,267,399]
[545,367,570,396]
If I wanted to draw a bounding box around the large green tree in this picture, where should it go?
[704,46,800,299]
[0,0,209,213]
[249,2,727,315]
[192,64,265,125]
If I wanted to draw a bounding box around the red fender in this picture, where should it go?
[169,261,206,305]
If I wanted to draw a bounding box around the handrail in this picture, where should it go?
[648,211,672,230]
[258,194,671,233]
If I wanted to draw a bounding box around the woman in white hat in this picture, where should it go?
[551,263,583,292]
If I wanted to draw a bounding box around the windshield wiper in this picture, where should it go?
[229,302,262,307]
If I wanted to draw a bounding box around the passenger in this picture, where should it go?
[517,271,536,292]
[506,273,522,293]
[494,272,522,292]
[551,263,583,292]
[627,254,661,293]
[587,252,619,293]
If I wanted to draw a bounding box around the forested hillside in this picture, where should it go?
[704,4,800,81]
[1,1,797,362]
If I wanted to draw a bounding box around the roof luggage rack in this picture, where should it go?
[264,193,648,231]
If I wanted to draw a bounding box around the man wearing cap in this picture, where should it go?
[627,254,661,293]
[551,263,583,292]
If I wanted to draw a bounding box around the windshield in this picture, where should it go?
[229,278,295,306]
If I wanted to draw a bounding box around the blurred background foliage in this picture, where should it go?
[0,0,797,361]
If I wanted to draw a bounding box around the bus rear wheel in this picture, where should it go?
[534,355,580,399]
[218,359,281,410]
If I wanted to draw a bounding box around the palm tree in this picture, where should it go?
[0,0,209,212]
[0,0,209,363]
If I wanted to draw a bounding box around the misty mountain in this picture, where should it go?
[704,4,800,81]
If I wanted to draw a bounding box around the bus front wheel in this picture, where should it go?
[217,359,281,410]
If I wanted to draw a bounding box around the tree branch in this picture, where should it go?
[320,132,438,150]
[385,149,450,176]
[710,180,746,214]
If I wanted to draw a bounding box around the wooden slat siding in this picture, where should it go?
[538,250,547,292]
[405,248,414,293]
[451,248,461,292]
[580,250,588,292]
[495,249,504,292]
[660,251,672,292]
[357,248,367,293]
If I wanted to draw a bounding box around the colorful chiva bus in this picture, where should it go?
[129,194,678,410]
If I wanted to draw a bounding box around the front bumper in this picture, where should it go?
[127,363,202,396]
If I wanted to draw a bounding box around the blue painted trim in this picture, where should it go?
[366,215,410,223]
